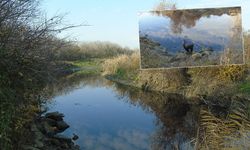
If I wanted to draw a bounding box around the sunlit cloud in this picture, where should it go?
[76,129,150,150]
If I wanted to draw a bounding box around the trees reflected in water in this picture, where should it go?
[151,7,241,34]
[42,74,250,149]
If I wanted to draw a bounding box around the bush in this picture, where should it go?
[186,65,248,97]
[0,0,78,148]
[217,65,247,82]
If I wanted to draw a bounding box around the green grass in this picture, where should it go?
[70,59,102,68]
[66,59,103,75]
[239,81,250,93]
[73,68,100,75]
[115,68,126,78]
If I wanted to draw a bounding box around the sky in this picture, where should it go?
[41,0,250,49]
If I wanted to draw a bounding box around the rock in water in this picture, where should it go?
[53,135,72,144]
[72,134,79,141]
[56,120,69,132]
[43,122,57,136]
[45,112,64,121]
[45,118,57,126]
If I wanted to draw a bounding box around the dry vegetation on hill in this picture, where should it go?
[55,41,133,61]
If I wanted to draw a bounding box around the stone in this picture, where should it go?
[72,134,79,141]
[49,138,61,146]
[45,112,64,121]
[43,122,56,136]
[173,52,187,61]
[192,53,202,60]
[61,143,70,149]
[56,120,69,132]
[201,50,212,56]
[45,118,57,126]
[53,135,72,144]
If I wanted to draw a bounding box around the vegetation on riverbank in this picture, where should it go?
[102,32,250,98]
[64,59,104,75]
[102,52,140,79]
[0,0,69,148]
[0,0,138,147]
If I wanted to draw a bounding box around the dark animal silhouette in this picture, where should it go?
[183,38,194,53]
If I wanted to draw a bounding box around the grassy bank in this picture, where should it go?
[102,53,140,80]
[101,32,250,98]
[102,52,250,98]
[63,59,104,75]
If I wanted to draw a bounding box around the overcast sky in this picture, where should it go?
[41,0,250,48]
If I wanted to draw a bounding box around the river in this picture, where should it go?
[41,74,249,150]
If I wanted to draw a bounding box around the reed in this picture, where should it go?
[197,99,250,149]
[102,52,140,78]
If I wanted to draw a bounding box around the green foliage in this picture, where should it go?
[115,68,126,78]
[239,82,250,93]
[63,59,103,76]
[187,65,248,97]
[70,59,102,68]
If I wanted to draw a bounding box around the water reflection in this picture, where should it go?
[111,83,199,150]
[139,7,243,68]
[43,74,250,149]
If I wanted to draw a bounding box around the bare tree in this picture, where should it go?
[0,0,83,81]
[153,0,176,11]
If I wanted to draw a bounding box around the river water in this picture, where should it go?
[43,75,198,150]
[42,74,249,150]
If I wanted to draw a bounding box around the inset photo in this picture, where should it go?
[139,7,244,69]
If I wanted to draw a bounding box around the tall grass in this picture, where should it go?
[197,98,250,149]
[102,52,191,91]
[102,52,140,79]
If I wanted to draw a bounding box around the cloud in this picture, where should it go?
[77,129,151,150]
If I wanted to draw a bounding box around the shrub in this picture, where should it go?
[217,65,247,82]
[187,65,248,97]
